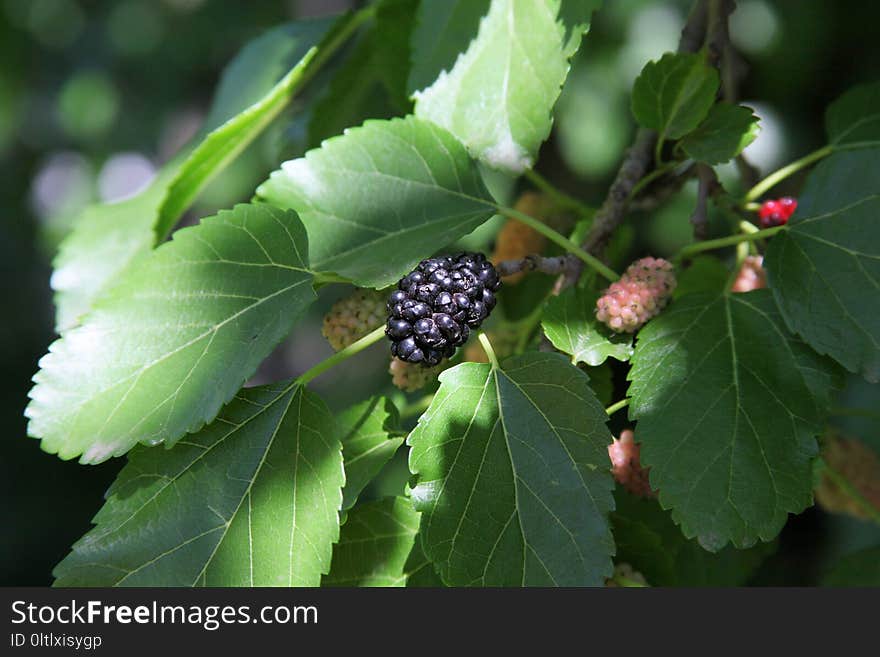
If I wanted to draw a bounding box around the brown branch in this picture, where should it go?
[559,0,713,290]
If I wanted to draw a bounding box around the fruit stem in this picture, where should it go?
[478,332,500,369]
[725,240,751,292]
[743,144,833,202]
[675,225,784,261]
[605,398,631,417]
[497,204,620,281]
[296,326,386,385]
[523,169,595,218]
[820,460,880,525]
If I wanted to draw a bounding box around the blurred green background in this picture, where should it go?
[2,0,878,586]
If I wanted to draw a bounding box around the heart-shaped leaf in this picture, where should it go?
[627,290,841,550]
[408,352,615,586]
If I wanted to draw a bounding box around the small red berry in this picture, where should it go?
[778,196,797,219]
[757,197,797,228]
[758,200,780,220]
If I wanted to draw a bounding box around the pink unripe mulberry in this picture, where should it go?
[608,429,656,498]
[595,257,676,333]
[731,255,767,293]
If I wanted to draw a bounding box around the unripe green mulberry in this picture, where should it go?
[389,357,447,392]
[322,288,386,351]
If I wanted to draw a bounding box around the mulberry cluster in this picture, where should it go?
[816,434,880,520]
[322,288,386,351]
[595,257,676,333]
[731,255,767,293]
[386,253,501,366]
[608,429,656,498]
[758,196,797,228]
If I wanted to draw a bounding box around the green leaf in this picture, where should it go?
[612,491,776,586]
[542,286,633,366]
[51,165,180,331]
[53,382,343,586]
[406,0,491,94]
[307,1,416,148]
[27,204,316,463]
[822,546,880,587]
[674,255,730,299]
[627,290,836,550]
[680,102,760,164]
[826,81,880,148]
[323,497,433,586]
[51,18,337,330]
[155,18,346,238]
[338,397,405,511]
[408,353,615,586]
[257,115,495,288]
[412,0,601,174]
[765,148,880,382]
[631,52,720,141]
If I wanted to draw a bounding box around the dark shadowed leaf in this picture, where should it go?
[765,148,880,382]
[323,497,434,586]
[338,397,404,511]
[628,290,839,550]
[681,102,760,164]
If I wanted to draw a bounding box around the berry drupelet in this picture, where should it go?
[758,196,797,228]
[386,253,502,366]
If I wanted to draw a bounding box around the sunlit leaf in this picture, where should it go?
[28,204,316,463]
[53,382,343,586]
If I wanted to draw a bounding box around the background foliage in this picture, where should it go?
[3,0,880,585]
